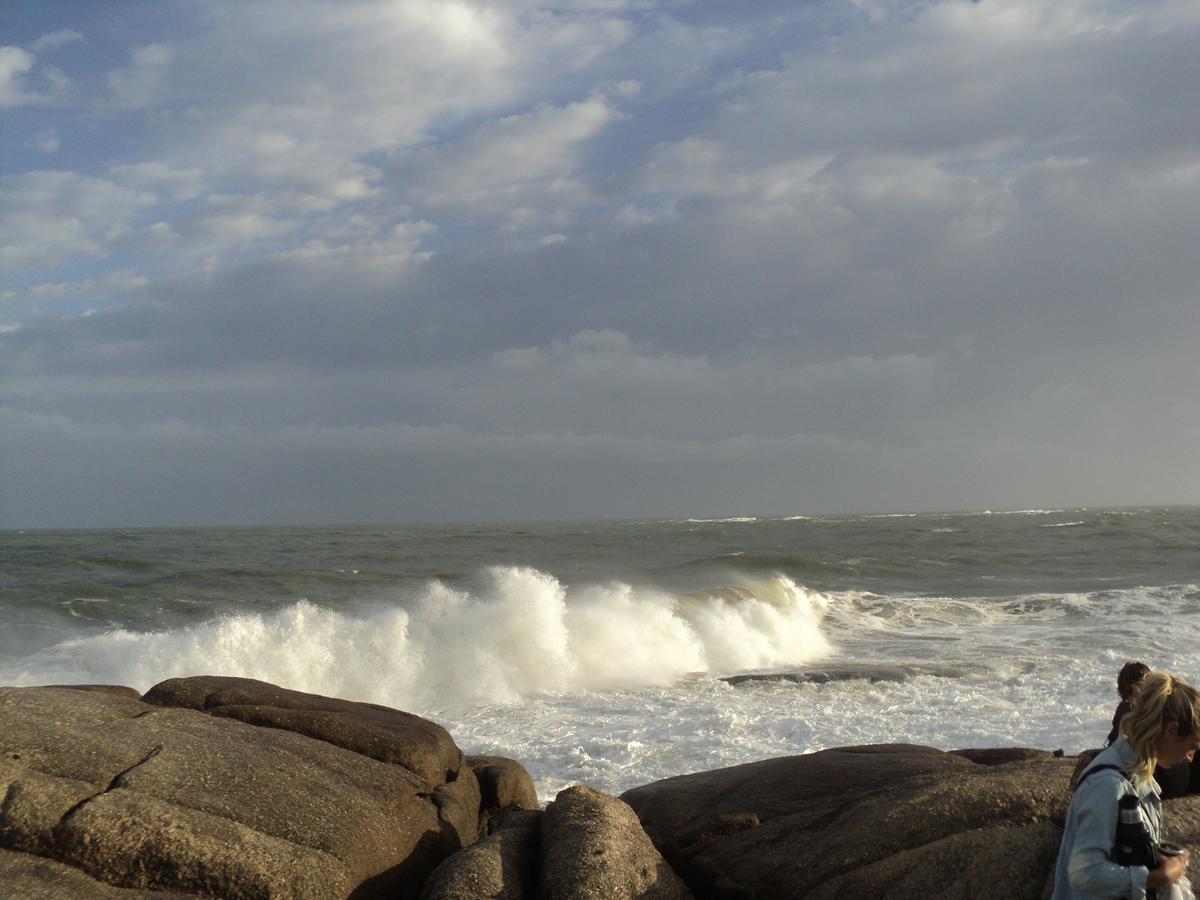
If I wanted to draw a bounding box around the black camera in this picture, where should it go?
[1113,793,1159,870]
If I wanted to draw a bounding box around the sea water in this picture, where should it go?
[2,508,1197,801]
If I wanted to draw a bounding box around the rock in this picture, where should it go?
[420,809,542,900]
[468,755,540,832]
[0,684,479,898]
[539,785,689,900]
[721,662,981,687]
[436,765,486,846]
[815,819,1065,900]
[620,743,1074,900]
[40,684,143,701]
[0,847,194,898]
[950,748,1063,766]
[142,675,462,786]
[1161,795,1200,886]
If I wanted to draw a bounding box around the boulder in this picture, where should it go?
[950,748,1063,766]
[468,755,540,831]
[41,684,143,701]
[721,663,979,687]
[620,743,1074,900]
[420,810,542,900]
[539,785,689,900]
[0,847,194,898]
[0,684,479,897]
[142,675,462,786]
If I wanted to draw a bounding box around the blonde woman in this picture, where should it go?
[1053,672,1200,899]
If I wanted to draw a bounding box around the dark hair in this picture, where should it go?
[1116,661,1151,701]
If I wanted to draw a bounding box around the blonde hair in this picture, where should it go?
[1120,672,1200,785]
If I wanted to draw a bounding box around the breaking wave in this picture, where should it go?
[1,567,832,709]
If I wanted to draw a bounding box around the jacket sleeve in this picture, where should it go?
[1067,775,1149,899]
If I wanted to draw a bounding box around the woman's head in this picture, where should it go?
[1120,672,1200,784]
[1117,661,1151,701]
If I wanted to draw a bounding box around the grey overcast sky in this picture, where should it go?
[2,0,1199,528]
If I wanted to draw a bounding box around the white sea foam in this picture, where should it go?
[0,568,832,709]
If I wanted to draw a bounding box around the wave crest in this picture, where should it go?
[3,567,832,708]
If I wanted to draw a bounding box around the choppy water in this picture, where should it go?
[2,507,1198,800]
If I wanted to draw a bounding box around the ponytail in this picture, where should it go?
[1120,672,1200,785]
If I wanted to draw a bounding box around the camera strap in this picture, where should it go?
[1076,762,1161,885]
[1076,762,1130,789]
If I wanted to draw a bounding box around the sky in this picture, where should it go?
[1,0,1198,528]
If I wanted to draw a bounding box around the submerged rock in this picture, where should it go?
[721,662,980,687]
[620,743,1075,900]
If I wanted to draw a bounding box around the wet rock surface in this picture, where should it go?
[721,662,981,687]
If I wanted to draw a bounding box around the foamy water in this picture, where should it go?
[4,510,1199,799]
[0,569,831,706]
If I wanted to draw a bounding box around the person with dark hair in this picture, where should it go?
[1053,672,1200,899]
[1104,661,1192,797]
[1106,662,1151,747]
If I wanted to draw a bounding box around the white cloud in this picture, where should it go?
[31,30,85,53]
[19,271,150,304]
[0,46,44,106]
[0,171,157,270]
[106,43,174,108]
[399,93,621,222]
[109,162,207,201]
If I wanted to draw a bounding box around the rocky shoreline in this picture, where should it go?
[2,677,1198,899]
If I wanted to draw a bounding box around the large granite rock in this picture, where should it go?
[950,747,1063,766]
[424,787,689,900]
[0,684,480,897]
[468,755,540,832]
[0,847,194,899]
[620,744,1075,900]
[142,675,462,786]
[539,786,689,900]
[421,810,542,900]
[40,684,144,701]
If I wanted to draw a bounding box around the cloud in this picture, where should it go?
[0,47,35,106]
[0,171,157,271]
[399,93,622,224]
[31,30,85,53]
[105,42,174,107]
[3,0,1200,525]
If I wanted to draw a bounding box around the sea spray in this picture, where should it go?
[5,511,1199,798]
[0,567,833,707]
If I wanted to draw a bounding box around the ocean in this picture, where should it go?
[2,507,1197,801]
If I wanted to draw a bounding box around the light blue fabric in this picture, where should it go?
[1052,739,1162,899]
